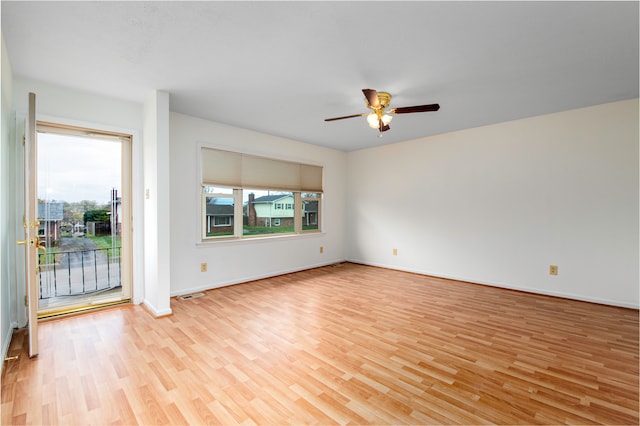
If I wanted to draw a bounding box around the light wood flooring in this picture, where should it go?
[2,263,639,424]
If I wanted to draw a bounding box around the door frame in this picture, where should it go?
[23,92,38,357]
[33,121,134,317]
[32,114,143,307]
[12,96,144,354]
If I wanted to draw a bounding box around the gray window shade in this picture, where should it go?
[201,148,323,192]
[300,164,323,192]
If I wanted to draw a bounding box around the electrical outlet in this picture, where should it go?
[200,262,207,272]
[393,248,398,256]
[319,246,324,254]
[549,265,558,275]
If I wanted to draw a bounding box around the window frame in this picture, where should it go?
[301,192,322,233]
[202,187,237,239]
[201,186,322,242]
[199,147,323,243]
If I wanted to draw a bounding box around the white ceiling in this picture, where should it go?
[2,1,638,151]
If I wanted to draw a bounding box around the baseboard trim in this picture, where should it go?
[142,299,173,318]
[346,259,639,310]
[172,258,638,310]
[1,326,14,375]
[170,259,344,297]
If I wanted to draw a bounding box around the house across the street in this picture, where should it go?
[246,193,294,227]
[205,197,234,235]
[37,201,64,244]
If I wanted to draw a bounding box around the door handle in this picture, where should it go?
[16,237,44,253]
[35,239,47,255]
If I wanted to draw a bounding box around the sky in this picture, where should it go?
[37,132,121,205]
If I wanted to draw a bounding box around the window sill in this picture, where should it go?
[197,231,325,247]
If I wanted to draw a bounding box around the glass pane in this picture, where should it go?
[302,193,321,231]
[204,186,233,195]
[244,189,295,235]
[36,131,123,310]
[205,196,234,237]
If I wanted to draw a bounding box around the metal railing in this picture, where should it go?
[38,247,122,299]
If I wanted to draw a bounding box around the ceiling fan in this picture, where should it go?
[325,89,440,135]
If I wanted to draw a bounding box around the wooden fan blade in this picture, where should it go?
[324,113,366,122]
[392,103,440,114]
[362,89,380,109]
[380,123,391,132]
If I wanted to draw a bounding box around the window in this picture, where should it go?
[203,187,235,238]
[200,148,323,241]
[302,193,321,231]
[214,216,232,226]
[244,189,295,236]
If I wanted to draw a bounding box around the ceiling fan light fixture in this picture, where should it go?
[324,89,440,136]
[366,113,379,128]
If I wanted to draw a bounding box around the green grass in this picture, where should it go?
[207,226,294,236]
[243,226,294,235]
[38,250,57,265]
[206,231,235,237]
[87,235,121,250]
[207,225,319,237]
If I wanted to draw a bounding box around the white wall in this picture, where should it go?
[347,99,639,308]
[142,90,171,316]
[1,33,15,370]
[12,78,142,131]
[169,112,347,295]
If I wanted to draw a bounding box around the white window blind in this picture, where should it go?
[201,148,242,187]
[37,121,131,142]
[201,148,323,192]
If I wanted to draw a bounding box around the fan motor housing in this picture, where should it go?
[369,92,391,110]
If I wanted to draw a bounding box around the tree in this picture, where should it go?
[64,200,107,225]
[83,209,110,224]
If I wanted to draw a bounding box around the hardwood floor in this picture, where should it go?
[2,263,638,425]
